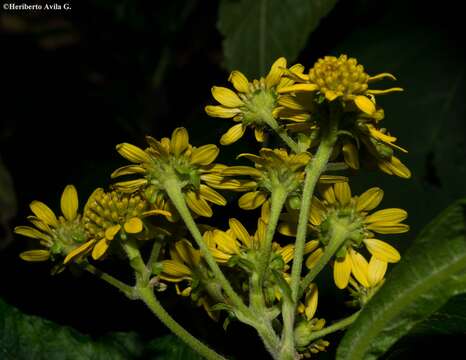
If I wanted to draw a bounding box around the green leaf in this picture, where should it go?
[336,198,466,360]
[408,293,466,336]
[0,297,202,360]
[218,0,338,78]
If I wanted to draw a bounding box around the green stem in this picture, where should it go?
[280,109,339,358]
[289,114,339,300]
[305,311,360,343]
[164,178,249,315]
[82,263,135,299]
[138,286,227,360]
[262,112,300,153]
[146,239,162,273]
[279,301,297,360]
[258,186,288,283]
[299,220,350,297]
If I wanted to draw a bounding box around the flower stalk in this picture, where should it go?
[163,176,249,315]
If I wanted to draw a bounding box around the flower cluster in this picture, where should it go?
[15,54,410,360]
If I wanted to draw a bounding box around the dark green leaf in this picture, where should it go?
[0,297,202,360]
[218,0,338,78]
[336,198,466,360]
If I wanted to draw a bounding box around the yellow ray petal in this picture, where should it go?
[265,57,287,88]
[115,143,151,164]
[185,191,213,217]
[356,187,384,212]
[368,256,387,287]
[304,240,320,255]
[278,83,319,94]
[124,217,143,234]
[92,238,110,260]
[367,87,403,95]
[378,156,411,179]
[171,127,189,156]
[364,239,401,263]
[229,218,251,248]
[354,95,375,115]
[349,249,370,288]
[222,166,262,177]
[238,191,268,210]
[304,283,318,320]
[61,185,78,221]
[365,208,407,224]
[342,141,360,169]
[319,185,336,204]
[334,254,351,289]
[111,165,146,179]
[334,182,351,206]
[174,239,200,267]
[20,249,50,262]
[278,244,295,264]
[190,144,219,165]
[213,230,240,255]
[105,224,122,240]
[368,73,397,82]
[228,70,249,93]
[211,86,244,107]
[199,184,227,206]
[64,239,96,264]
[205,105,242,119]
[30,201,58,227]
[220,123,246,145]
[14,226,50,242]
[306,248,324,269]
[112,179,148,193]
[160,259,192,280]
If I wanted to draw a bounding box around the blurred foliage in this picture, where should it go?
[218,0,338,77]
[0,297,202,360]
[337,198,466,360]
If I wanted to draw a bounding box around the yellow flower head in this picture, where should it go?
[279,54,402,109]
[280,182,408,289]
[159,239,219,320]
[113,127,227,218]
[221,147,346,210]
[79,189,169,261]
[15,185,89,263]
[205,57,304,144]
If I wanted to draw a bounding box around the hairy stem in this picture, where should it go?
[290,113,339,299]
[138,286,227,360]
[280,109,339,357]
[262,111,300,153]
[305,311,361,343]
[299,220,350,297]
[258,186,288,283]
[164,178,249,315]
[82,263,135,299]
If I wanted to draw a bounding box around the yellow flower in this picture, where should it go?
[14,185,89,263]
[159,239,219,320]
[205,57,304,144]
[77,189,170,261]
[279,183,407,289]
[220,147,346,210]
[279,54,402,111]
[112,127,227,218]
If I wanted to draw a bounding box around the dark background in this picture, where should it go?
[0,0,465,358]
